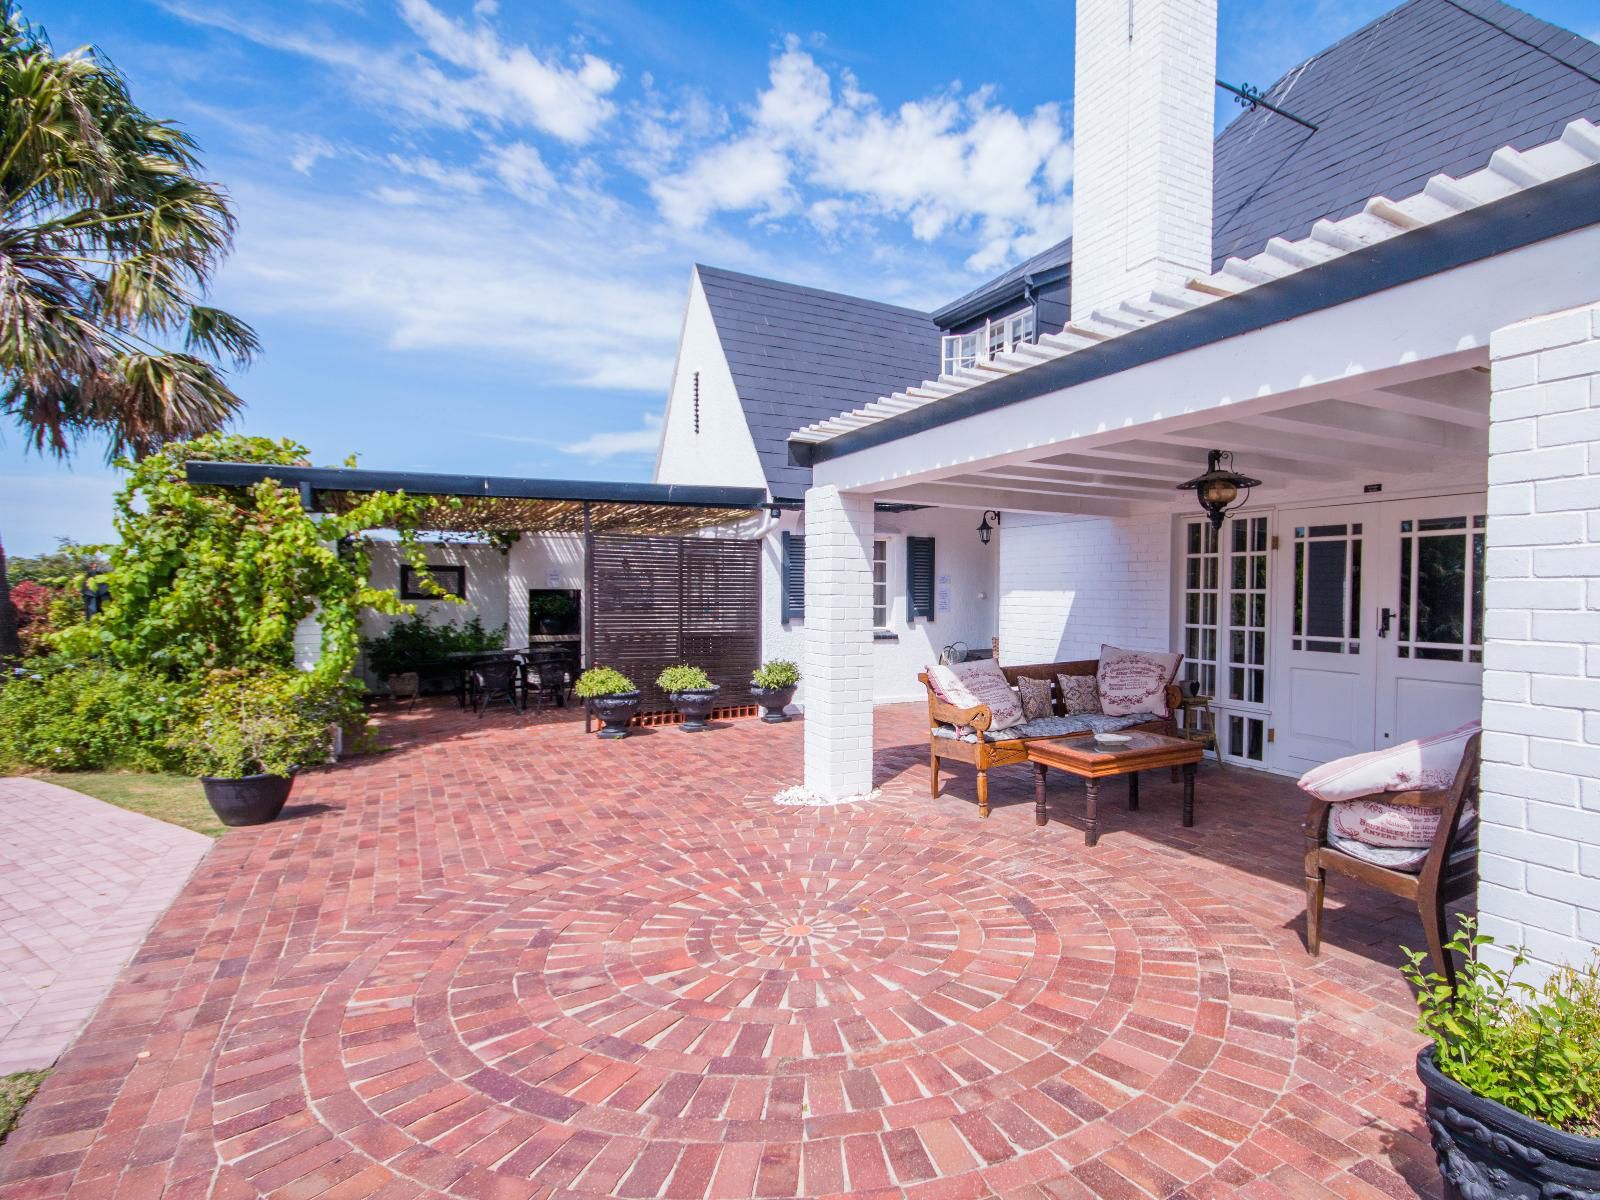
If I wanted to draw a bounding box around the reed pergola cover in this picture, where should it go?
[182,463,767,535]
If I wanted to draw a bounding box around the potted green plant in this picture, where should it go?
[1403,919,1600,1198]
[176,671,341,826]
[750,659,800,722]
[657,664,720,732]
[575,667,640,739]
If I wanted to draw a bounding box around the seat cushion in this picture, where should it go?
[928,659,1025,731]
[1297,721,1479,802]
[933,713,1148,744]
[1097,645,1182,718]
[1327,833,1427,873]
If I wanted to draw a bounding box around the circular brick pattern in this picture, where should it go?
[238,819,1295,1196]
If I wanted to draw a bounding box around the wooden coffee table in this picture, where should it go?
[1026,732,1204,845]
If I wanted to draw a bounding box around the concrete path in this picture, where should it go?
[0,777,211,1074]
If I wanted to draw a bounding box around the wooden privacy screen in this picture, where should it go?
[587,534,762,713]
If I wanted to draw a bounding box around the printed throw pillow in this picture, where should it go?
[1096,645,1182,718]
[927,660,1025,731]
[1017,676,1054,721]
[1056,674,1101,715]
[1297,722,1479,803]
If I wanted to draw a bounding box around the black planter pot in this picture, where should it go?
[1417,1045,1600,1199]
[590,691,641,739]
[670,686,721,732]
[201,773,294,827]
[751,684,797,722]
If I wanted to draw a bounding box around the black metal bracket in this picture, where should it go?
[1216,79,1318,132]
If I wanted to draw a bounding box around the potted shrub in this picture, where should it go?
[1403,919,1600,1197]
[656,665,720,732]
[177,671,341,826]
[575,667,640,739]
[750,659,800,722]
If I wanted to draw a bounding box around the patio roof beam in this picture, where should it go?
[1353,378,1492,427]
[1251,400,1472,452]
[1153,422,1440,473]
[1053,440,1353,482]
[968,464,1181,493]
[876,483,1135,518]
[935,474,1166,504]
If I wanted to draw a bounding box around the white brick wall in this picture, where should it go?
[995,513,1172,664]
[802,486,876,798]
[1480,299,1600,980]
[1071,0,1217,320]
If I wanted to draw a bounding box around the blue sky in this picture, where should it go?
[4,0,1599,554]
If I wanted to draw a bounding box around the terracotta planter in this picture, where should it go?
[670,686,720,732]
[751,684,797,722]
[201,773,293,827]
[589,691,641,739]
[1417,1045,1600,1199]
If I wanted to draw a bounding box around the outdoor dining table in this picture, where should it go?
[1026,731,1203,846]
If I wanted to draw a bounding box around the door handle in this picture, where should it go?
[1377,607,1394,638]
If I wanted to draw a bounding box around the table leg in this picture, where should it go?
[1032,763,1049,827]
[1084,778,1100,847]
[1182,761,1197,827]
[1127,770,1140,811]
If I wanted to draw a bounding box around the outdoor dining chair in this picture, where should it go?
[471,659,523,717]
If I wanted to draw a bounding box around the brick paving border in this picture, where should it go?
[0,704,1448,1198]
[0,777,212,1074]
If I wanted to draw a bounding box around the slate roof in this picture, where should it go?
[701,0,1600,492]
[695,265,941,498]
[937,0,1600,321]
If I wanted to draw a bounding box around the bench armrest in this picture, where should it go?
[928,697,994,733]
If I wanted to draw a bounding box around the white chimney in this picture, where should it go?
[1070,0,1217,322]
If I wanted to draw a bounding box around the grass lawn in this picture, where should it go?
[0,1070,48,1145]
[45,772,224,838]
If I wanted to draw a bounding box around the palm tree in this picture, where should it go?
[0,6,255,657]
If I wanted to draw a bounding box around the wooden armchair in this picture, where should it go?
[920,660,1180,819]
[1303,731,1481,991]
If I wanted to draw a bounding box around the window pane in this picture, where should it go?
[1416,534,1467,645]
[1305,540,1347,638]
[1471,532,1485,648]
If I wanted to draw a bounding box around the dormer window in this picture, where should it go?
[941,306,1036,375]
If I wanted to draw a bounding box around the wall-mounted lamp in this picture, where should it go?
[767,504,783,519]
[1177,450,1261,530]
[977,509,1001,545]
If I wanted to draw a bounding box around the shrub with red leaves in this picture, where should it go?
[10,581,59,656]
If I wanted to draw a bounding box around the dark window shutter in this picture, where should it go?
[781,532,805,623]
[906,536,935,622]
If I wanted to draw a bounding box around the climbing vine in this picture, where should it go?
[58,434,440,688]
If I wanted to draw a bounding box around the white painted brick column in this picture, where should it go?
[803,485,875,798]
[1480,300,1600,980]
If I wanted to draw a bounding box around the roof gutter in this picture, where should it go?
[183,462,767,510]
[796,161,1600,467]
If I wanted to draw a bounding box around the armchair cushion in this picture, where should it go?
[1097,645,1183,718]
[1326,834,1429,873]
[928,659,1024,731]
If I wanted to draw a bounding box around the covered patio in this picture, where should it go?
[0,701,1449,1199]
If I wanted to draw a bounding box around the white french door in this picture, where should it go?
[1270,495,1485,773]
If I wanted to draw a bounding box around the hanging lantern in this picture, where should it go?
[977,509,1001,545]
[1177,450,1260,530]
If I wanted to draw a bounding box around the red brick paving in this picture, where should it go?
[0,702,1448,1198]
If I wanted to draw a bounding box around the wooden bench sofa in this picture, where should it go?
[919,659,1181,818]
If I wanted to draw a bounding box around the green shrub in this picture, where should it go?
[362,614,505,679]
[574,667,636,698]
[656,664,713,693]
[752,659,800,689]
[0,657,189,772]
[173,669,349,778]
[1403,918,1600,1135]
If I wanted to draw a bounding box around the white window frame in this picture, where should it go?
[871,537,891,631]
[1179,514,1272,764]
[941,305,1036,375]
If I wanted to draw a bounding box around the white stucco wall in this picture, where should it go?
[653,268,767,490]
[506,534,586,648]
[995,512,1172,665]
[762,505,1000,707]
[360,542,511,643]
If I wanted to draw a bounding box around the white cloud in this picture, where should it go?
[558,412,663,460]
[289,134,337,174]
[386,152,484,193]
[489,141,554,195]
[648,38,1074,270]
[162,0,620,144]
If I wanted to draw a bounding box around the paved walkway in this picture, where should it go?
[0,777,212,1074]
[0,705,1446,1198]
